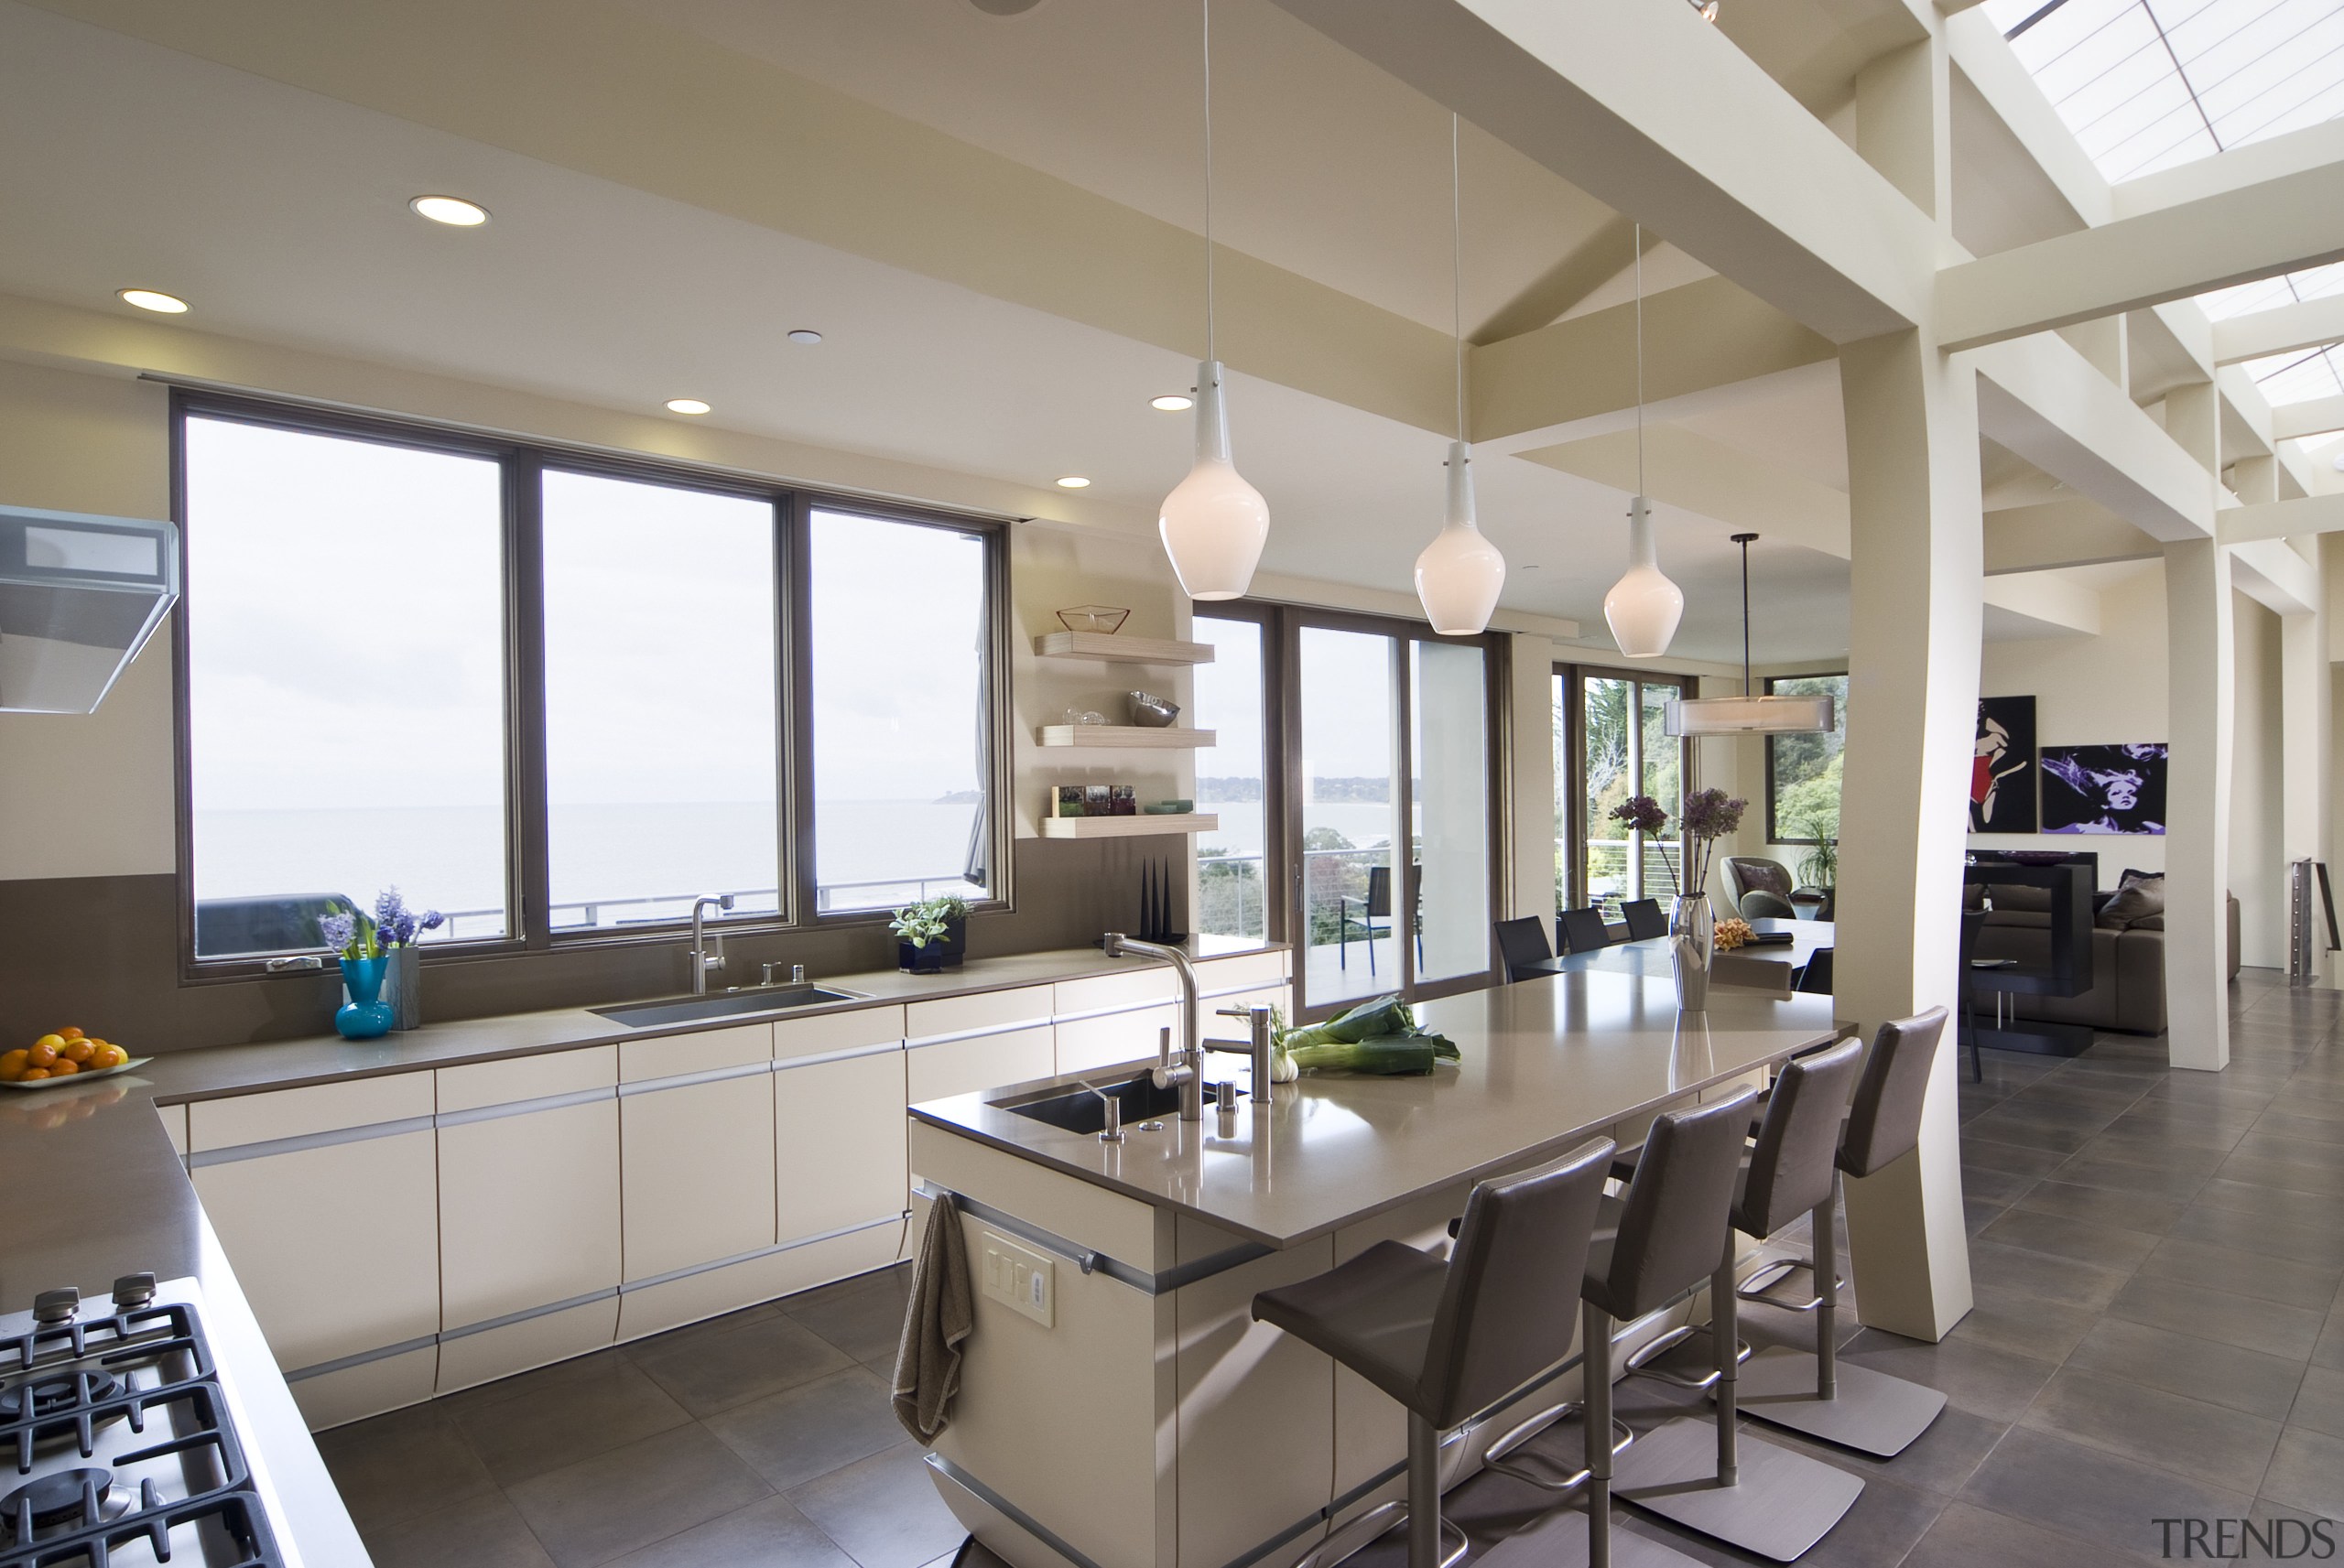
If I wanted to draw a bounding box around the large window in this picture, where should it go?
[177,400,1004,965]
[1765,673,1849,844]
[1555,665,1687,918]
[1193,613,1270,940]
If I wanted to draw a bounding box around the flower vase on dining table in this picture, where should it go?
[335,956,395,1040]
[1670,893,1714,1011]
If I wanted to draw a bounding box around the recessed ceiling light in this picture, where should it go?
[1055,476,1091,489]
[1151,394,1194,412]
[410,195,490,227]
[666,398,711,416]
[118,288,187,314]
[787,329,823,345]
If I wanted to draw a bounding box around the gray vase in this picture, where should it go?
[387,946,424,1032]
[1670,893,1714,1011]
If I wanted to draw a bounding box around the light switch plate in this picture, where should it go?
[978,1229,1055,1327]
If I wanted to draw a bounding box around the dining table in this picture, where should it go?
[1533,916,1835,988]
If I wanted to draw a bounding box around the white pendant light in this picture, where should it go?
[1665,533,1835,735]
[1158,0,1268,601]
[1602,224,1683,658]
[1415,114,1505,634]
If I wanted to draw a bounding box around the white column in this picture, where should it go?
[1507,634,1558,922]
[2166,535,2235,1065]
[1834,326,1980,1343]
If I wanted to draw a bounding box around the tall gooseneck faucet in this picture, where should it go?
[1102,933,1203,1121]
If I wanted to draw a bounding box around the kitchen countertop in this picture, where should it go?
[136,937,1281,1104]
[910,968,1845,1249]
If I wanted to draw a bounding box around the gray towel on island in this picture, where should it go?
[894,1192,975,1445]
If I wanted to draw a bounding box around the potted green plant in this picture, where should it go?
[1790,809,1838,918]
[891,895,971,974]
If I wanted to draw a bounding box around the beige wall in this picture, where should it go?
[2231,593,2286,968]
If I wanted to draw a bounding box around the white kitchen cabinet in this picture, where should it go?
[189,1072,440,1380]
[776,1045,907,1243]
[907,1024,1054,1105]
[435,1047,621,1358]
[620,1024,778,1284]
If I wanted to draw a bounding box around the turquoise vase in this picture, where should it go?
[335,956,395,1040]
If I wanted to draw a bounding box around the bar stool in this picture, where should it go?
[1732,1007,1952,1458]
[1250,1138,1616,1568]
[1481,1088,1763,1568]
[1605,1042,1868,1562]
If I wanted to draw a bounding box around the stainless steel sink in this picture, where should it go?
[591,985,867,1029]
[995,1073,1233,1135]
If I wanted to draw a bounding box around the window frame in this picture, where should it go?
[170,390,1012,981]
[1553,663,1691,915]
[1763,670,1849,846]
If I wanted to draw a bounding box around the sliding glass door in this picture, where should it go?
[1557,665,1688,918]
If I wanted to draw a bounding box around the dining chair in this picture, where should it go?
[1621,898,1668,941]
[1795,946,1834,995]
[1340,865,1423,975]
[1493,917,1554,982]
[1556,906,1613,955]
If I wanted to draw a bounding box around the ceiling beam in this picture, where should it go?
[1943,9,2110,228]
[2230,535,2323,615]
[1514,424,1851,558]
[1470,276,1834,447]
[1266,0,1937,342]
[2275,396,2344,442]
[1970,333,2216,539]
[1470,217,1658,346]
[2219,492,2344,546]
[1937,159,2344,351]
[2212,295,2344,366]
[19,0,1460,431]
[1982,498,2161,574]
[1981,570,2103,636]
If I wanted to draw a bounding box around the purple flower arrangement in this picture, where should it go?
[1607,795,1670,837]
[1679,787,1747,898]
[319,888,444,960]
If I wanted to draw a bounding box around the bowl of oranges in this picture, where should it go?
[0,1028,145,1089]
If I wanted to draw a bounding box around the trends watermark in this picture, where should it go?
[2154,1518,2339,1560]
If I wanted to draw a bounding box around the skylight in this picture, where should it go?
[1982,0,2344,183]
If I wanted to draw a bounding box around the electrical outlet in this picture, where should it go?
[978,1229,1055,1327]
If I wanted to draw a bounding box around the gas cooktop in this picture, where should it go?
[0,1275,284,1568]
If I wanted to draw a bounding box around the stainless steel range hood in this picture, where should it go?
[0,504,180,715]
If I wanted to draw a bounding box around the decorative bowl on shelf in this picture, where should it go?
[1126,691,1179,728]
[1145,799,1194,815]
[1057,604,1132,635]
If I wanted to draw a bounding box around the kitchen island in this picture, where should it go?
[906,968,1850,1568]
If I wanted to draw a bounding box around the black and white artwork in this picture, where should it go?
[1970,696,2037,833]
[2041,743,2167,836]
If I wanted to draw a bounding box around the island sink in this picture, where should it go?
[996,1074,1233,1135]
[591,984,865,1028]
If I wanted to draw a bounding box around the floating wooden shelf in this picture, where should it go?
[1039,813,1220,838]
[1037,725,1216,749]
[1035,632,1215,665]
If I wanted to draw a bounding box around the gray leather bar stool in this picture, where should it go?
[1482,1088,1763,1568]
[1733,1007,1953,1458]
[1251,1138,1616,1568]
[1605,1041,1867,1562]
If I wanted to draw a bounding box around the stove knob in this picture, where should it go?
[31,1287,80,1325]
[111,1273,157,1310]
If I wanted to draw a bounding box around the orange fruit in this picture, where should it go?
[91,1044,127,1069]
[56,1028,82,1042]
[47,1059,78,1076]
[26,1041,58,1068]
[59,1040,92,1065]
[0,1048,26,1076]
[18,1067,49,1080]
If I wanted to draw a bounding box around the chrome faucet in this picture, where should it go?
[1102,933,1203,1121]
[1215,1004,1278,1107]
[689,894,733,993]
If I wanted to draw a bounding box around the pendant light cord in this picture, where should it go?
[1741,535,1754,697]
[1633,222,1645,496]
[1202,0,1216,369]
[1452,113,1464,444]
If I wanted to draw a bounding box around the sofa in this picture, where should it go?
[1970,881,2240,1035]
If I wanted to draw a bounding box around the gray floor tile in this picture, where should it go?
[2009,1177,2187,1234]
[2067,1317,2309,1421]
[2231,1130,2344,1170]
[789,1271,914,1364]
[1961,1114,2103,1157]
[2215,1153,2344,1196]
[2019,1366,2283,1495]
[508,1422,775,1568]
[706,1367,908,1491]
[787,1443,969,1568]
[2316,1310,2344,1372]
[1838,1329,2058,1423]
[1957,1424,2256,1563]
[629,1311,858,1419]
[2261,1424,2344,1519]
[2285,1362,2344,1439]
[2105,1274,2328,1361]
[1903,1499,2162,1568]
[1960,1164,2038,1206]
[781,1265,911,1323]
[2165,1202,2344,1267]
[2190,1177,2344,1225]
[2070,1130,2234,1174]
[1964,1195,2009,1235]
[1946,1282,2101,1364]
[1758,1399,2008,1499]
[603,1495,863,1568]
[2253,1109,2344,1145]
[1976,1208,2162,1271]
[1961,1138,2072,1179]
[2136,1235,2342,1311]
[1630,1467,1945,1568]
[314,1400,498,1531]
[361,1488,556,1568]
[2045,1152,2211,1202]
[1966,1238,2134,1312]
[450,1353,694,1488]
